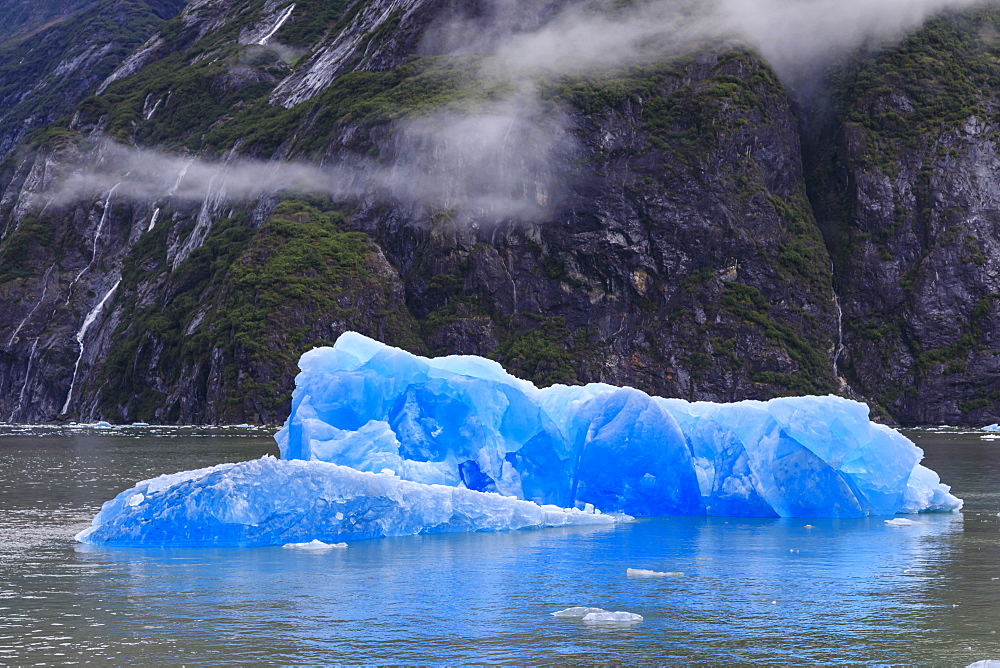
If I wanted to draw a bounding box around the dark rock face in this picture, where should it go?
[0,0,996,425]
[0,0,185,163]
[804,11,1000,425]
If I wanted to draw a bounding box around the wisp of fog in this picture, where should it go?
[51,0,991,220]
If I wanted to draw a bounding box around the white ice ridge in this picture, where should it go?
[275,332,963,519]
[75,457,625,547]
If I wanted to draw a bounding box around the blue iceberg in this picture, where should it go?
[78,332,961,548]
[75,457,622,547]
[275,333,961,519]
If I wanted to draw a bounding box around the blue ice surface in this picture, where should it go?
[79,333,962,547]
[275,332,962,519]
[75,457,622,547]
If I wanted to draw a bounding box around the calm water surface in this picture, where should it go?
[1,425,998,665]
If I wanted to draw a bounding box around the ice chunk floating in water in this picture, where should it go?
[79,332,961,548]
[76,457,622,547]
[275,332,961,518]
[282,539,347,550]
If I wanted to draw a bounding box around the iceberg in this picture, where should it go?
[551,607,608,618]
[78,332,962,548]
[275,332,961,519]
[76,457,622,547]
[582,611,643,623]
[552,607,643,624]
[626,568,683,577]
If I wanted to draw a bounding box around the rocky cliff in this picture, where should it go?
[0,0,997,425]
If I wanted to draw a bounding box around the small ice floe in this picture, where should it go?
[550,606,643,624]
[982,424,1000,432]
[583,611,643,623]
[552,607,607,618]
[627,568,683,577]
[803,524,816,529]
[967,661,1000,668]
[885,518,918,527]
[281,539,347,550]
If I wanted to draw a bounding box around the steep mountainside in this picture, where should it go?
[0,0,997,425]
[0,0,185,161]
[807,9,1000,425]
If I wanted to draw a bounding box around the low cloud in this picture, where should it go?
[50,0,990,224]
[52,98,571,222]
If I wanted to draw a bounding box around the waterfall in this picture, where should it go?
[60,279,121,415]
[171,169,228,269]
[167,162,192,198]
[830,261,846,381]
[65,183,120,304]
[832,292,846,379]
[9,337,38,422]
[147,207,160,232]
[258,4,295,45]
[8,265,53,346]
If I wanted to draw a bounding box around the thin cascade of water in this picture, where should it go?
[830,261,846,380]
[171,171,227,269]
[8,265,53,346]
[60,279,121,415]
[258,3,295,45]
[10,337,39,421]
[65,183,120,304]
[833,293,846,378]
[148,207,160,232]
[167,162,192,198]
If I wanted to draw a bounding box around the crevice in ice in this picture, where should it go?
[61,278,121,415]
